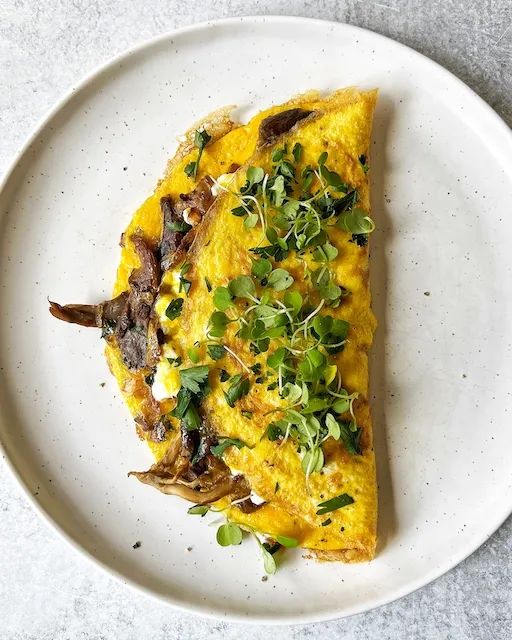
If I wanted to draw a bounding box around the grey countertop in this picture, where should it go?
[1,1,511,638]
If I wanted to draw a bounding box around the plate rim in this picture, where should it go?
[0,14,511,625]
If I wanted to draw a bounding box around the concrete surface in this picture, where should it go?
[0,1,511,639]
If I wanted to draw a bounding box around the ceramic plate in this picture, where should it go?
[1,16,511,624]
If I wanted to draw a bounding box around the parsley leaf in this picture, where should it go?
[224,373,250,407]
[165,298,183,320]
[207,343,226,361]
[211,437,248,458]
[179,365,209,394]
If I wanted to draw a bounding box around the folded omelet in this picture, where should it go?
[50,88,378,566]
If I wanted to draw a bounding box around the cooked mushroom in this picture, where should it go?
[159,176,215,271]
[129,420,252,507]
[49,234,160,371]
[258,108,314,146]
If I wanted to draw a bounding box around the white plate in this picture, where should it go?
[1,16,511,624]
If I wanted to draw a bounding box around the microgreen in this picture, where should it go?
[191,142,371,478]
[213,286,233,311]
[184,129,211,180]
[338,207,375,235]
[187,504,210,516]
[267,268,294,291]
[228,275,256,299]
[207,311,230,338]
[251,258,272,279]
[275,535,299,548]
[292,142,303,163]
[216,522,243,546]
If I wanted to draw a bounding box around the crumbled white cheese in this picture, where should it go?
[182,207,193,226]
[152,356,181,401]
[211,172,235,197]
[250,491,266,506]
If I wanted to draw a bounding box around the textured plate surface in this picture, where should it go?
[0,16,511,624]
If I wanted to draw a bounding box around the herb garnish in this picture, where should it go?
[187,504,210,516]
[177,142,372,479]
[211,437,248,458]
[316,493,354,515]
[178,262,192,294]
[216,522,243,546]
[207,343,226,361]
[165,298,183,320]
[224,373,250,407]
[185,129,212,180]
[171,365,210,430]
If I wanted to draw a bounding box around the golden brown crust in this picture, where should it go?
[161,105,238,182]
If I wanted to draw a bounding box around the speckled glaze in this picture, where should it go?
[1,8,512,635]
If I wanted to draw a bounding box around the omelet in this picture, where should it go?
[50,88,378,567]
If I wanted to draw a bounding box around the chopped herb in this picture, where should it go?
[165,298,184,320]
[241,410,253,419]
[167,356,182,367]
[274,482,280,493]
[292,142,303,162]
[321,518,332,527]
[211,437,248,458]
[359,154,369,173]
[167,219,192,233]
[207,343,226,361]
[179,365,209,394]
[265,422,283,441]
[179,262,192,294]
[224,373,250,407]
[144,372,155,387]
[350,233,368,247]
[316,493,354,515]
[204,277,212,292]
[339,420,363,455]
[219,369,230,382]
